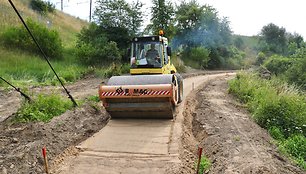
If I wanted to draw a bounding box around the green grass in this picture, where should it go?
[196,155,211,174]
[0,46,90,87]
[232,34,259,50]
[0,45,128,88]
[0,0,90,88]
[0,0,87,46]
[228,72,306,170]
[15,93,73,122]
[87,95,100,102]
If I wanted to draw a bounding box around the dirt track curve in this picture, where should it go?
[54,73,235,173]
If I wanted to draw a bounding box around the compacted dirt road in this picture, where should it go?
[54,73,235,174]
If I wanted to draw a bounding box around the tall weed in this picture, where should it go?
[15,93,73,122]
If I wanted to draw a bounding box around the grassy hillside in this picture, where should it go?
[0,0,90,87]
[0,0,87,46]
[232,34,260,67]
[233,35,259,49]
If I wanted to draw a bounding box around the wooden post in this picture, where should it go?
[196,147,203,174]
[42,147,49,174]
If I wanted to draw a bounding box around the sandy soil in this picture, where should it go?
[179,75,305,174]
[0,90,21,122]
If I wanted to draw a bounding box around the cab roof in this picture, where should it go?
[132,36,167,43]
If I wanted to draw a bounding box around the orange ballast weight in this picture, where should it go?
[99,84,173,99]
[98,74,178,118]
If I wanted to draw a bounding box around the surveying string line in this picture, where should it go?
[7,0,78,107]
[0,76,32,102]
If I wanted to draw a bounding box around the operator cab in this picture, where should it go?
[130,36,169,69]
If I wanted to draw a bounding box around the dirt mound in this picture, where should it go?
[0,89,21,122]
[0,103,109,173]
[180,76,304,174]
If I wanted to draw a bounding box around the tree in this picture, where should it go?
[259,23,287,55]
[287,33,304,49]
[92,0,144,54]
[149,0,175,38]
[94,0,144,36]
[173,1,231,49]
[173,0,233,69]
[234,37,245,49]
[173,0,205,48]
[30,0,55,14]
[76,23,121,65]
[129,0,144,35]
[175,0,203,32]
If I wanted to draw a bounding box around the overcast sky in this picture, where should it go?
[50,0,306,38]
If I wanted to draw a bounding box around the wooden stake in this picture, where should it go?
[42,147,49,174]
[196,147,203,174]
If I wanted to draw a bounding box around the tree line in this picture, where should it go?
[77,0,245,70]
[257,23,305,89]
[2,0,304,76]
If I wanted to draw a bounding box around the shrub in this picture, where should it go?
[286,58,306,90]
[264,56,294,75]
[182,46,210,69]
[15,93,73,122]
[76,24,121,65]
[207,48,223,69]
[291,46,306,58]
[1,19,63,59]
[223,46,246,70]
[30,0,55,14]
[255,52,267,65]
[76,41,121,65]
[263,54,305,90]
